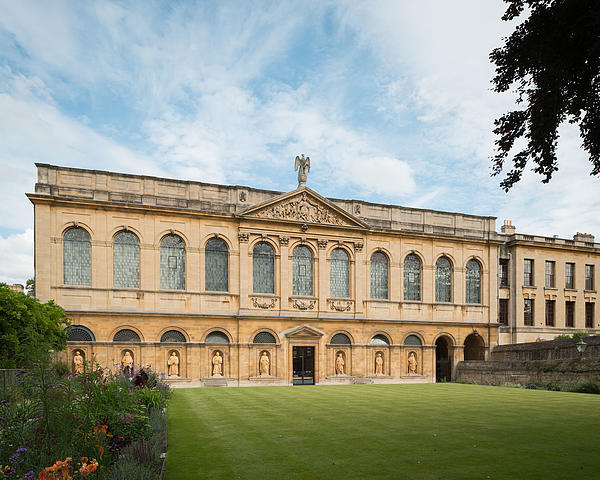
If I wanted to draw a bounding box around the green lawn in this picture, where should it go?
[164,384,600,480]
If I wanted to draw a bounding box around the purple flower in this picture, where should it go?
[25,471,34,480]
[3,466,15,475]
[16,447,27,454]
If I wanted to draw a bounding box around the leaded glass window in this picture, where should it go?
[292,245,313,296]
[160,330,187,342]
[253,242,274,294]
[465,259,481,304]
[330,248,349,298]
[67,326,95,342]
[330,333,351,345]
[404,334,422,346]
[205,238,228,292]
[404,254,421,301]
[370,334,390,345]
[113,329,141,342]
[435,257,452,302]
[370,252,389,299]
[206,331,230,343]
[253,332,277,344]
[63,227,91,286]
[160,234,185,290]
[113,231,140,288]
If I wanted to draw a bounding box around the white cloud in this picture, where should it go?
[0,229,33,285]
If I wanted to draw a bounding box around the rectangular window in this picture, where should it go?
[499,258,509,287]
[585,264,595,291]
[545,300,555,326]
[565,263,575,289]
[565,301,575,328]
[524,298,534,326]
[524,259,534,286]
[586,303,595,329]
[545,261,555,288]
[499,299,509,325]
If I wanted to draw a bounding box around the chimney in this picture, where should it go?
[501,220,516,235]
[573,232,595,243]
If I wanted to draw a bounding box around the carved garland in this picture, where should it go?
[292,299,316,310]
[251,297,277,309]
[329,300,353,312]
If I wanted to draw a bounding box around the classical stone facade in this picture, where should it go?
[27,164,599,385]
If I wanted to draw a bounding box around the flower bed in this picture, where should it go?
[0,362,171,479]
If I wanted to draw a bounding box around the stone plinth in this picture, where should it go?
[202,377,228,387]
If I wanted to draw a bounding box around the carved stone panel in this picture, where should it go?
[251,296,277,309]
[292,298,316,310]
[329,299,353,312]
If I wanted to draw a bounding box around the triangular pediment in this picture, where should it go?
[239,187,367,228]
[282,324,324,338]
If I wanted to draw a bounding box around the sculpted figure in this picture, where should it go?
[73,351,84,375]
[335,352,345,375]
[212,352,223,377]
[121,351,134,377]
[294,154,310,187]
[168,352,179,377]
[259,351,270,376]
[408,352,418,375]
[375,352,384,375]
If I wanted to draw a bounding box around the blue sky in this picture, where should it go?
[1,0,599,284]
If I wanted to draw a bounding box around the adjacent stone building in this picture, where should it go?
[27,163,599,385]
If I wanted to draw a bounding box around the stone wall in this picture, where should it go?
[456,336,600,387]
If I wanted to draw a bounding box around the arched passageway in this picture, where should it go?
[435,337,452,382]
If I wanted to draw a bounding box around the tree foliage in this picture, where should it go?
[490,0,600,190]
[0,283,70,368]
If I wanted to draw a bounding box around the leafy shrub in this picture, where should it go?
[572,332,591,338]
[570,380,600,394]
[554,334,571,340]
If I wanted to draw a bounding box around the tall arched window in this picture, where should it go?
[113,231,140,288]
[63,227,91,286]
[253,242,275,294]
[205,238,228,292]
[370,251,389,299]
[330,248,349,298]
[160,234,185,290]
[435,256,452,302]
[404,254,421,301]
[466,259,482,304]
[292,245,313,296]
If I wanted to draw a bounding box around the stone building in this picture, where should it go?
[27,163,599,385]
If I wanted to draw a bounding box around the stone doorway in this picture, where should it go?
[464,333,485,360]
[292,346,315,385]
[435,337,451,382]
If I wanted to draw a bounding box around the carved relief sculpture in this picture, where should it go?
[335,352,345,375]
[73,351,84,375]
[238,232,249,243]
[295,154,310,187]
[259,351,270,376]
[375,352,384,375]
[292,299,315,310]
[408,351,418,375]
[252,297,277,309]
[168,351,180,377]
[121,351,134,377]
[212,351,223,377]
[257,192,350,226]
[329,300,352,312]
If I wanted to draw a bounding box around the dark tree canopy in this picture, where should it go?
[0,283,70,368]
[490,0,600,190]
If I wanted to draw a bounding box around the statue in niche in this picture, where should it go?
[73,351,84,375]
[408,352,418,375]
[335,352,345,375]
[168,351,180,377]
[295,154,310,187]
[121,351,134,377]
[375,352,384,375]
[259,351,270,376]
[212,351,223,377]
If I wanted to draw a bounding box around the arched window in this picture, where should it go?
[330,333,351,345]
[160,330,187,342]
[63,227,91,286]
[292,245,313,296]
[205,238,228,292]
[404,335,422,346]
[404,254,421,301]
[253,242,274,294]
[370,334,390,346]
[66,326,95,342]
[466,259,482,304]
[113,231,139,288]
[160,234,185,290]
[330,248,349,298]
[253,332,277,344]
[435,256,452,302]
[370,252,389,299]
[113,329,141,342]
[206,331,230,343]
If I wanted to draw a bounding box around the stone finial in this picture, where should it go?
[501,219,516,235]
